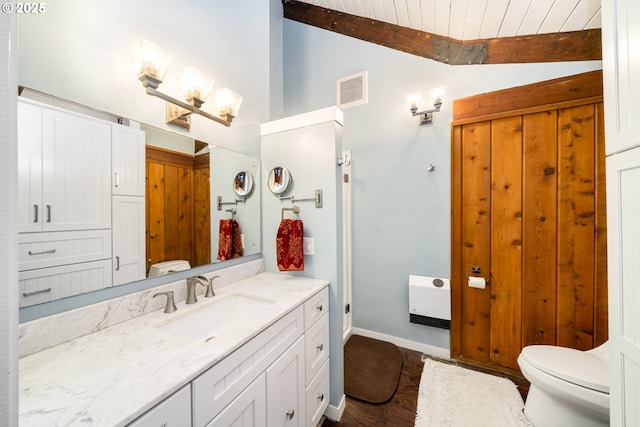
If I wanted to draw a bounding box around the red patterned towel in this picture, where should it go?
[276,219,304,271]
[217,219,243,261]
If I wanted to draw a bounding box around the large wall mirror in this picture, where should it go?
[16,1,268,322]
[18,91,262,322]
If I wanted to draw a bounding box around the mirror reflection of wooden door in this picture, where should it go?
[145,146,211,273]
[451,71,608,373]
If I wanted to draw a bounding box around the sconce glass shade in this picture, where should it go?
[130,38,173,87]
[430,86,446,106]
[211,88,243,120]
[406,92,423,111]
[177,67,214,107]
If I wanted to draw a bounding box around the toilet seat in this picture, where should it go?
[519,345,609,393]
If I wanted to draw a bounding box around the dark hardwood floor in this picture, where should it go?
[322,346,423,427]
[322,343,529,427]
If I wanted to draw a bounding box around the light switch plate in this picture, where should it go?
[303,237,315,255]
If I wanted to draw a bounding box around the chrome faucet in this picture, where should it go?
[186,275,215,304]
[153,290,177,313]
[204,275,219,298]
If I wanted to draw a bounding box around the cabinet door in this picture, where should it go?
[207,375,266,427]
[41,108,111,231]
[128,385,191,427]
[266,337,305,427]
[606,146,640,426]
[18,101,43,233]
[112,124,145,196]
[112,195,146,285]
[602,0,640,155]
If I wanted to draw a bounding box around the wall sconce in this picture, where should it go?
[407,87,445,125]
[130,37,243,129]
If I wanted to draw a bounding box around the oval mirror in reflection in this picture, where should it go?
[267,166,292,195]
[233,171,254,197]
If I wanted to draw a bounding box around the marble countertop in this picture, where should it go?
[19,272,329,426]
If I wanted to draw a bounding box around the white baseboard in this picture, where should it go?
[350,327,450,360]
[323,393,346,422]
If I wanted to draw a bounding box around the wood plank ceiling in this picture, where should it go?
[283,0,602,64]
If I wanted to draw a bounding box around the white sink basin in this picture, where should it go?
[154,293,276,342]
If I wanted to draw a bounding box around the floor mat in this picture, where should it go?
[415,358,530,426]
[344,335,403,403]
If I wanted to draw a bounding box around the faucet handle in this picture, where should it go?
[196,275,217,298]
[153,291,177,313]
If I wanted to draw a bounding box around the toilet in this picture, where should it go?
[517,341,609,427]
[148,260,191,277]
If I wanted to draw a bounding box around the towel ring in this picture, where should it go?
[282,206,300,219]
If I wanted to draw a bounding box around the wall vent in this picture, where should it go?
[337,71,368,109]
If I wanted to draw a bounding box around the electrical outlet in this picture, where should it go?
[303,237,315,255]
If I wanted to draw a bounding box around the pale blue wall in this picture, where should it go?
[261,116,344,406]
[282,19,602,350]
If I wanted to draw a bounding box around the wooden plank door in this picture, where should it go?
[451,71,608,373]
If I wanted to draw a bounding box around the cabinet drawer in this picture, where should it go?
[19,259,112,307]
[128,384,191,427]
[304,287,328,330]
[305,358,330,427]
[19,230,111,271]
[305,312,329,385]
[192,306,304,427]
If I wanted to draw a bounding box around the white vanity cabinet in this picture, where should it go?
[207,375,267,427]
[112,195,146,285]
[191,287,330,427]
[17,99,113,307]
[195,306,305,427]
[302,289,330,427]
[18,99,112,233]
[266,336,306,426]
[111,124,145,197]
[111,124,146,285]
[128,384,192,427]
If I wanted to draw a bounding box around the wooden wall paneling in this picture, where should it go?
[193,165,211,267]
[594,103,608,346]
[557,104,597,350]
[177,167,194,266]
[460,121,492,362]
[146,161,166,272]
[163,165,180,263]
[522,111,558,346]
[450,125,463,358]
[489,116,523,369]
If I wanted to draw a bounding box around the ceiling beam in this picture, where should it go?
[283,1,602,65]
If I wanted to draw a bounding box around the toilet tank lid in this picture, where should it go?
[520,346,609,393]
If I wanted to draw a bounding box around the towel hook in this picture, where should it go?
[226,207,237,219]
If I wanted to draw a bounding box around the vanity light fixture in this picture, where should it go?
[130,37,243,129]
[407,86,445,125]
